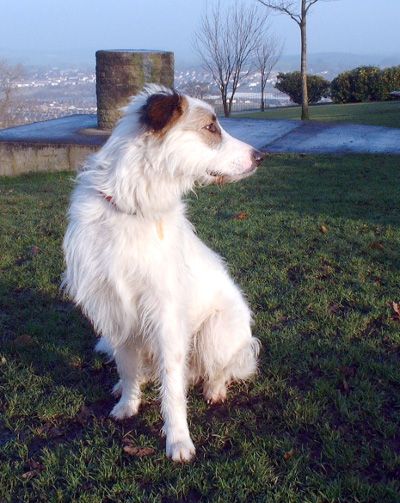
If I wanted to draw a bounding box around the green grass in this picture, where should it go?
[1,155,400,502]
[238,100,400,128]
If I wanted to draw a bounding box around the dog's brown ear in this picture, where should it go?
[140,91,184,132]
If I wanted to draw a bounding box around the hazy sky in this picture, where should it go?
[0,0,398,65]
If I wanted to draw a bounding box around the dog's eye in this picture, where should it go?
[205,123,217,133]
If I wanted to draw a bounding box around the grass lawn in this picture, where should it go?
[1,154,400,502]
[238,100,400,129]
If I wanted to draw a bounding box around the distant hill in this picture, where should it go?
[177,52,399,83]
[277,52,399,79]
[1,48,398,75]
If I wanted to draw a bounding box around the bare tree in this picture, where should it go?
[256,0,336,120]
[256,35,282,111]
[195,2,268,117]
[0,60,25,128]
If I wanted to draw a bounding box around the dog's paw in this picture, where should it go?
[112,380,122,397]
[203,381,227,404]
[166,437,196,462]
[110,398,140,420]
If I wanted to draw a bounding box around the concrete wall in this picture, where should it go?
[0,142,98,177]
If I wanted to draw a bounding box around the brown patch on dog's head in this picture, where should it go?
[139,90,186,134]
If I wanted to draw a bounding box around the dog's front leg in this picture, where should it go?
[110,343,142,420]
[155,302,195,462]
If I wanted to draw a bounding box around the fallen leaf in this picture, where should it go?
[37,422,62,438]
[76,404,92,424]
[283,448,295,461]
[370,241,384,250]
[22,470,39,480]
[123,445,155,457]
[392,301,400,315]
[329,303,341,315]
[341,378,350,393]
[28,459,44,471]
[317,264,334,281]
[122,438,155,457]
[339,366,357,378]
[319,224,328,234]
[47,427,63,438]
[13,334,34,347]
[30,245,40,256]
[233,211,248,221]
[391,301,400,321]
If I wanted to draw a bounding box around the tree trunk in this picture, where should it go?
[223,100,230,117]
[261,88,265,112]
[300,0,309,120]
[221,88,230,117]
[227,97,233,117]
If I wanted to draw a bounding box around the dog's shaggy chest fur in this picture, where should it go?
[63,85,264,462]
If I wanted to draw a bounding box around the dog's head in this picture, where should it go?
[122,85,265,186]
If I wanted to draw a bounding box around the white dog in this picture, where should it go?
[62,85,265,462]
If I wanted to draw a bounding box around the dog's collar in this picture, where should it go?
[99,192,136,216]
[100,192,115,205]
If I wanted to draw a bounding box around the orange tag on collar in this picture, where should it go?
[156,220,164,240]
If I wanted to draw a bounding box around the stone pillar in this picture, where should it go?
[96,50,174,130]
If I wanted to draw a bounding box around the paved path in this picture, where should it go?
[221,118,400,155]
[0,115,106,146]
[1,114,399,155]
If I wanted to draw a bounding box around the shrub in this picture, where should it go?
[274,71,330,105]
[330,71,352,103]
[331,66,400,103]
[380,66,400,100]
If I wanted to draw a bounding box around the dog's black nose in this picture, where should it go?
[252,149,267,167]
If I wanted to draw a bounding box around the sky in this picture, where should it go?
[0,0,399,66]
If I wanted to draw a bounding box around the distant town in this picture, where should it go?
[11,67,97,125]
[8,65,291,126]
[4,50,398,127]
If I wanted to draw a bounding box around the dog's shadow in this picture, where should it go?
[1,274,399,468]
[0,278,259,465]
[0,276,274,461]
[0,278,173,454]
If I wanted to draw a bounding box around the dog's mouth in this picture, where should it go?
[206,166,258,185]
[206,170,228,185]
[206,170,225,184]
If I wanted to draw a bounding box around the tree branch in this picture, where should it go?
[255,0,301,25]
[194,2,268,116]
[305,0,320,13]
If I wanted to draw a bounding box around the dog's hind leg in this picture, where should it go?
[110,342,142,420]
[197,290,260,404]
